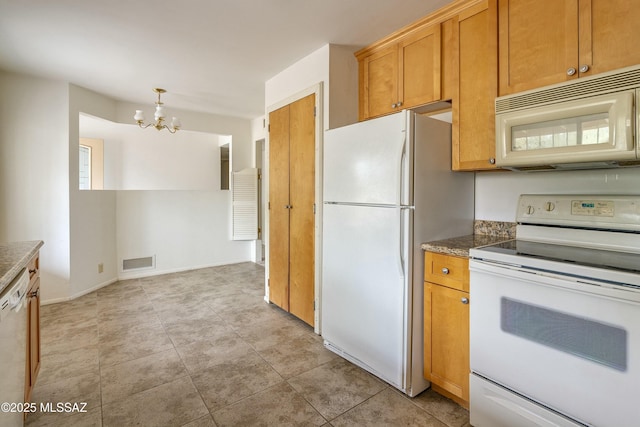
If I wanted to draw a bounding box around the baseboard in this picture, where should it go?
[116,259,253,280]
[41,277,118,305]
[41,259,258,305]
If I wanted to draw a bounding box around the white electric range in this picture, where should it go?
[469,194,640,427]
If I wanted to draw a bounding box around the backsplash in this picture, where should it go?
[474,220,516,238]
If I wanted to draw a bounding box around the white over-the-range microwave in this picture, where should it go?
[495,65,640,171]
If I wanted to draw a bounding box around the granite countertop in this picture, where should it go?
[0,240,44,294]
[421,220,516,258]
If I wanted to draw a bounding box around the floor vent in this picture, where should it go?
[122,256,155,271]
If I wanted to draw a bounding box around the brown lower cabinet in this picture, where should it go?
[25,253,41,405]
[423,251,469,408]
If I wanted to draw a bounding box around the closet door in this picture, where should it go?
[268,93,316,327]
[268,104,290,311]
[288,94,315,326]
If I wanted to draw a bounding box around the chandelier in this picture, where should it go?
[134,88,181,133]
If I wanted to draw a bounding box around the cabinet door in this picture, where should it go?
[498,0,579,95]
[399,24,441,109]
[288,93,316,327]
[453,0,499,170]
[440,18,456,102]
[359,45,398,120]
[424,282,470,402]
[25,277,40,403]
[583,0,640,76]
[268,104,290,312]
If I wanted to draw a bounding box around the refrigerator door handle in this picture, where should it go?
[398,206,412,280]
[397,135,407,206]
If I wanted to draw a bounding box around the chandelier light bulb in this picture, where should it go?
[154,105,166,120]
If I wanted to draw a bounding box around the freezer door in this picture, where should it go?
[323,111,409,205]
[321,203,408,389]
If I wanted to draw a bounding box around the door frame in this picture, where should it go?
[265,83,323,334]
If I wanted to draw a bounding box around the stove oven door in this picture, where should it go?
[469,259,640,427]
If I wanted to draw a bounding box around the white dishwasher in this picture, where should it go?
[0,269,29,427]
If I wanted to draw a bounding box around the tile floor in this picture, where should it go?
[27,262,470,426]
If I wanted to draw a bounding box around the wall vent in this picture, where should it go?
[496,64,640,114]
[122,256,155,271]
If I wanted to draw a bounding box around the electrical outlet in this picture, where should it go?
[98,263,104,273]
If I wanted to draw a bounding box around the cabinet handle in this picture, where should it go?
[441,267,449,275]
[489,157,496,165]
[566,67,577,76]
[579,64,590,73]
[397,101,402,107]
[29,268,37,274]
[391,103,397,108]
[461,297,469,304]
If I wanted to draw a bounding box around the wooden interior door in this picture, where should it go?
[288,93,315,326]
[268,104,290,311]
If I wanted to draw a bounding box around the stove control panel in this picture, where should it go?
[517,194,640,231]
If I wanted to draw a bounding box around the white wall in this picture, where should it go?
[265,44,349,125]
[116,190,249,279]
[114,102,253,172]
[475,168,640,221]
[265,43,358,130]
[108,104,254,282]
[328,45,359,129]
[68,85,119,300]
[0,71,72,301]
[80,115,223,190]
[266,44,330,119]
[80,101,255,288]
[0,72,256,303]
[118,130,220,190]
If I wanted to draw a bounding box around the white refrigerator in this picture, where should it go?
[321,110,474,397]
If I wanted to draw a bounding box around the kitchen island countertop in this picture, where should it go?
[0,240,44,294]
[421,220,515,258]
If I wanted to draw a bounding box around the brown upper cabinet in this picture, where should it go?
[356,0,639,170]
[357,23,442,121]
[451,0,499,170]
[356,0,499,171]
[498,0,640,96]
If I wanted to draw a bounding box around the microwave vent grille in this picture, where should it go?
[496,66,640,113]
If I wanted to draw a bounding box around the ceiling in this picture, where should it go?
[0,0,450,119]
